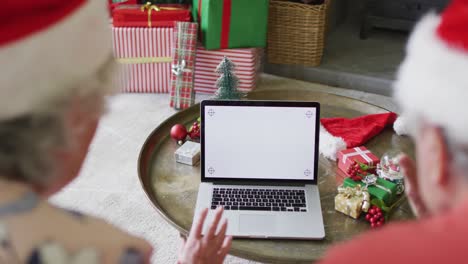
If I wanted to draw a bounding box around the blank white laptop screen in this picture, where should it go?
[203,105,318,181]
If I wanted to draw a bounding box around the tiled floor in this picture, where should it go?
[265,23,408,96]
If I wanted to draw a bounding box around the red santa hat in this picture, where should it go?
[0,1,112,121]
[319,113,398,160]
[393,0,468,145]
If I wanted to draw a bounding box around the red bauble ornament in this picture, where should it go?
[171,124,188,141]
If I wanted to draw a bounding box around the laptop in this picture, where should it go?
[193,100,325,240]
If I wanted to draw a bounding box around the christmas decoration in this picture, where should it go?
[170,22,198,109]
[175,141,201,165]
[377,150,405,195]
[188,119,201,140]
[346,160,376,182]
[320,112,398,160]
[112,3,191,28]
[112,27,173,93]
[343,175,398,205]
[335,185,370,219]
[194,46,262,94]
[214,57,243,100]
[337,147,380,178]
[137,0,191,4]
[170,124,188,143]
[192,0,269,50]
[109,0,137,14]
[365,205,385,228]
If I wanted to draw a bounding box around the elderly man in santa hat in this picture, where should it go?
[0,1,230,263]
[321,0,468,263]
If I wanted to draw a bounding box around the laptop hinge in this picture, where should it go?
[211,181,307,187]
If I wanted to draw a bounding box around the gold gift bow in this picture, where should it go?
[338,185,370,213]
[141,2,185,28]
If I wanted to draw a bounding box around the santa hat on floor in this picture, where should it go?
[319,113,398,160]
[393,0,468,145]
[0,1,112,121]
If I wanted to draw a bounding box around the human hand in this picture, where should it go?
[399,154,429,218]
[177,207,232,264]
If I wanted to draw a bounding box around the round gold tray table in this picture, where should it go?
[138,89,414,263]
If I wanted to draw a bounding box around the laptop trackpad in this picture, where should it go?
[239,214,276,234]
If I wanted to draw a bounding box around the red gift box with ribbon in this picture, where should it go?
[112,3,191,28]
[337,147,380,177]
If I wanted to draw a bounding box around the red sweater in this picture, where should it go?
[321,202,468,263]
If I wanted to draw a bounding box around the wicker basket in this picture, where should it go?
[267,0,329,66]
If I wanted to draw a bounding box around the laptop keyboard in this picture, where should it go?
[211,187,307,212]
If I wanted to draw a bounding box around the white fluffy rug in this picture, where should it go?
[50,93,259,264]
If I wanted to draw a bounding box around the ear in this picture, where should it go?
[424,126,450,188]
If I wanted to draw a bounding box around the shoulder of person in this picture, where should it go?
[2,202,153,263]
[319,215,468,264]
[53,205,154,263]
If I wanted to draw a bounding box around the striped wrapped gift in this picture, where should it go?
[112,27,173,93]
[170,22,198,109]
[194,46,263,94]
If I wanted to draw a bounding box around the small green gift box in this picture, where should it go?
[343,177,398,205]
[192,0,269,50]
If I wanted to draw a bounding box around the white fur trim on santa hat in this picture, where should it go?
[319,125,347,161]
[0,1,112,121]
[393,116,408,136]
[394,13,468,145]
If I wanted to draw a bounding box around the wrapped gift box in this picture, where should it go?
[113,4,191,28]
[343,177,398,205]
[137,0,191,3]
[112,27,174,93]
[193,0,269,50]
[194,46,262,94]
[335,186,370,219]
[337,147,380,177]
[109,0,137,15]
[170,22,198,109]
[175,141,201,165]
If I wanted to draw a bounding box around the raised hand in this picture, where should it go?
[178,207,232,264]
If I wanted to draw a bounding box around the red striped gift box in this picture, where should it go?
[112,27,173,93]
[194,46,263,94]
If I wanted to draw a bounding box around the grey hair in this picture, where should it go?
[0,56,118,188]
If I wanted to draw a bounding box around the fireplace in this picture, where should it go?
[360,0,449,39]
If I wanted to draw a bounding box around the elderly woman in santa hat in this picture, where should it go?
[320,0,468,263]
[0,1,230,263]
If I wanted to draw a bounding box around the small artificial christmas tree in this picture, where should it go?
[214,56,243,100]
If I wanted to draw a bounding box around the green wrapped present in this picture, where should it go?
[343,176,398,205]
[192,0,269,50]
